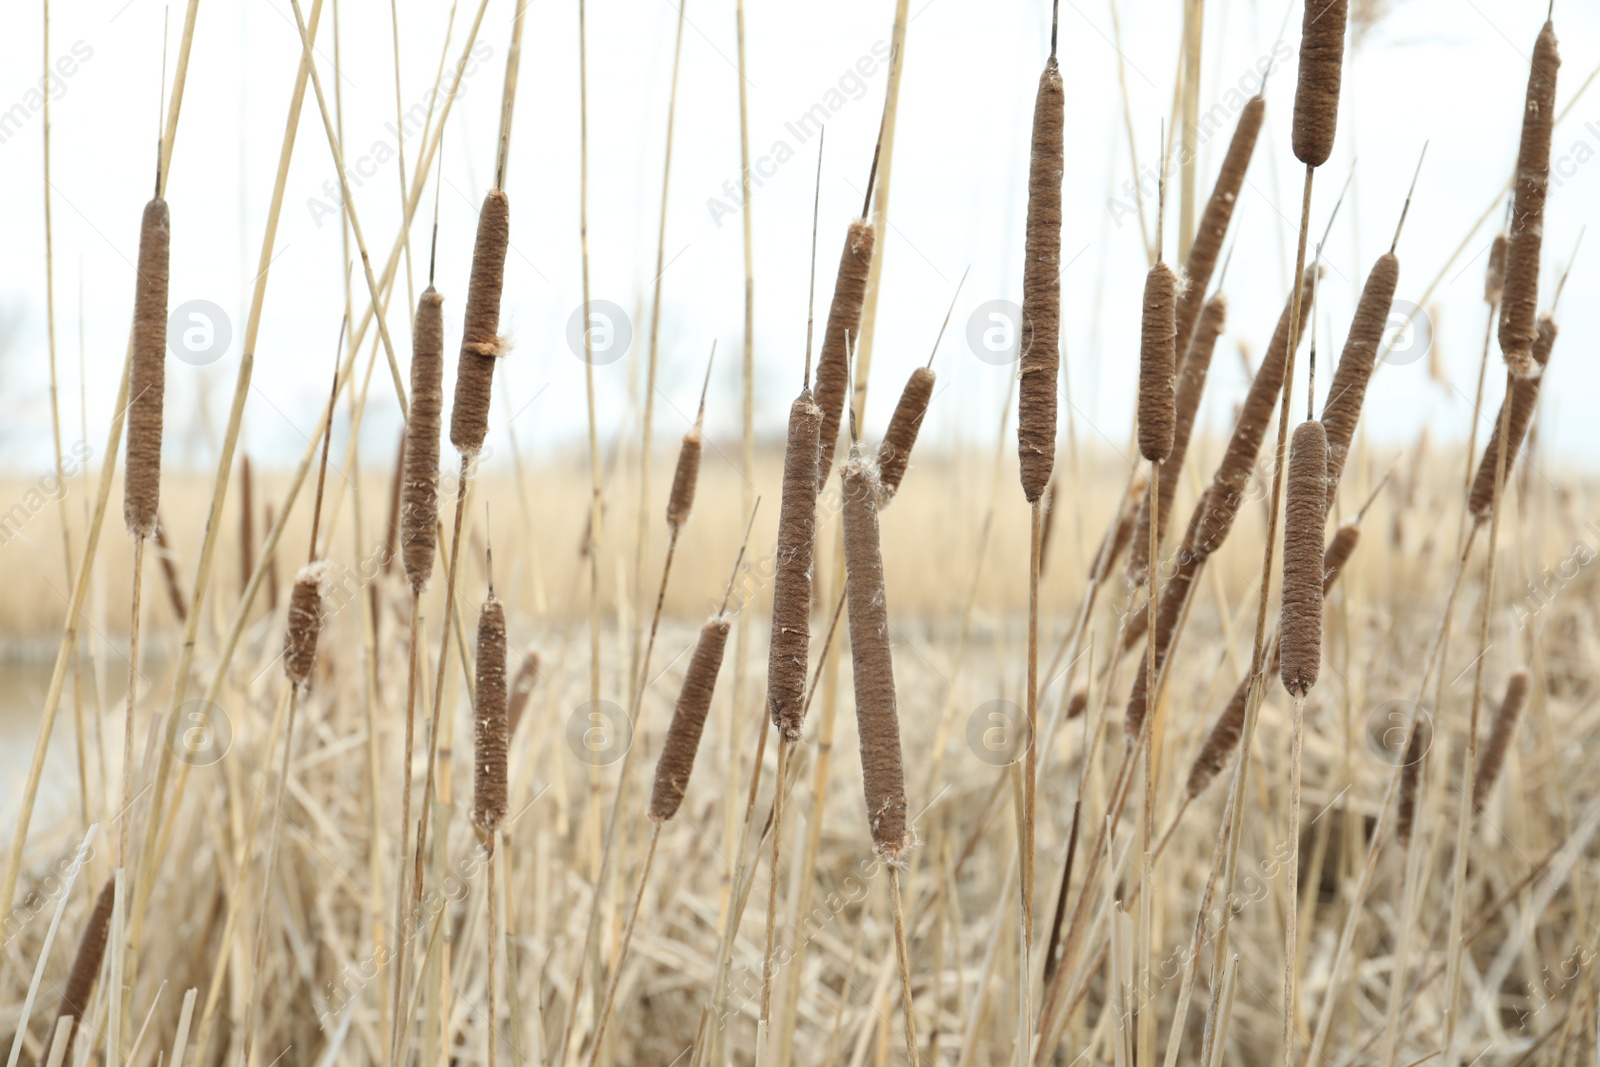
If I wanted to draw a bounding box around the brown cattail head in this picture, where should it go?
[813,220,876,489]
[472,595,509,832]
[1323,520,1360,592]
[1280,420,1329,697]
[768,389,823,740]
[403,287,445,592]
[876,366,936,502]
[1485,232,1509,304]
[1498,22,1560,376]
[125,197,171,539]
[1192,270,1317,559]
[1138,262,1178,462]
[1188,674,1249,799]
[840,448,910,862]
[650,614,731,822]
[506,647,540,739]
[283,564,328,692]
[1101,472,1149,583]
[1395,717,1431,846]
[450,189,511,455]
[1474,670,1531,813]
[1123,532,1204,740]
[40,877,116,1067]
[1321,253,1398,505]
[1018,57,1066,504]
[1175,98,1260,356]
[1066,687,1088,720]
[1470,313,1557,524]
[667,429,704,531]
[1292,0,1348,167]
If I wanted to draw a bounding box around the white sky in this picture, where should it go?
[0,0,1597,477]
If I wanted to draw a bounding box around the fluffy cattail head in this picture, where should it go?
[1474,670,1531,813]
[403,287,445,592]
[767,389,823,740]
[472,595,509,832]
[1321,253,1398,505]
[1018,57,1066,504]
[125,197,171,539]
[1485,233,1509,304]
[814,221,876,488]
[877,366,936,502]
[1281,421,1329,696]
[667,429,703,531]
[450,189,511,455]
[1497,22,1559,377]
[1138,262,1178,462]
[840,448,910,861]
[283,564,328,691]
[1292,0,1348,167]
[40,877,116,1067]
[1470,313,1557,524]
[650,615,731,821]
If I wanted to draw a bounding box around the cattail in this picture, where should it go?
[1498,22,1559,376]
[1174,98,1261,357]
[283,565,326,691]
[649,615,731,821]
[768,389,823,740]
[1322,520,1360,590]
[450,189,511,455]
[402,288,445,592]
[1017,56,1066,504]
[153,517,187,622]
[876,366,935,501]
[1395,718,1431,846]
[813,221,875,488]
[1066,687,1088,720]
[472,595,509,832]
[1039,480,1059,576]
[1292,0,1348,168]
[1100,473,1148,583]
[39,878,116,1067]
[1191,269,1316,559]
[1474,670,1531,813]
[1470,314,1557,523]
[1320,253,1398,503]
[1280,420,1328,696]
[1138,263,1178,462]
[841,448,910,861]
[124,197,170,538]
[507,648,540,739]
[1485,232,1509,304]
[666,428,703,531]
[1123,501,1209,739]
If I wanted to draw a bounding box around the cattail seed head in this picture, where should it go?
[1188,675,1249,800]
[1018,57,1066,504]
[1066,688,1088,720]
[814,221,876,489]
[667,429,703,531]
[1102,472,1149,583]
[1138,262,1178,462]
[450,189,511,455]
[283,564,328,691]
[876,366,936,502]
[1292,0,1348,167]
[1322,520,1360,592]
[1175,98,1260,356]
[1474,670,1531,813]
[472,595,509,832]
[1498,22,1559,376]
[1396,718,1431,846]
[1470,314,1557,524]
[841,448,910,862]
[507,648,540,739]
[1281,420,1329,697]
[40,877,116,1067]
[1321,253,1398,505]
[125,197,170,539]
[650,615,731,822]
[1485,233,1509,304]
[768,390,823,740]
[403,287,445,592]
[1124,541,1203,739]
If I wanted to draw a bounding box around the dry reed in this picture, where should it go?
[1498,21,1559,376]
[38,878,115,1067]
[1280,420,1328,696]
[1017,55,1065,503]
[1474,669,1531,813]
[124,197,170,539]
[450,189,510,455]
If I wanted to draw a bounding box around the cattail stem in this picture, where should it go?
[120,536,145,869]
[1023,498,1041,959]
[587,823,660,1067]
[758,735,792,1064]
[486,837,498,1067]
[888,866,918,1065]
[388,590,422,1063]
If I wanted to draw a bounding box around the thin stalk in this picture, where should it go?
[586,824,660,1067]
[888,866,918,1064]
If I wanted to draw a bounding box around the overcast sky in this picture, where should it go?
[0,0,1596,478]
